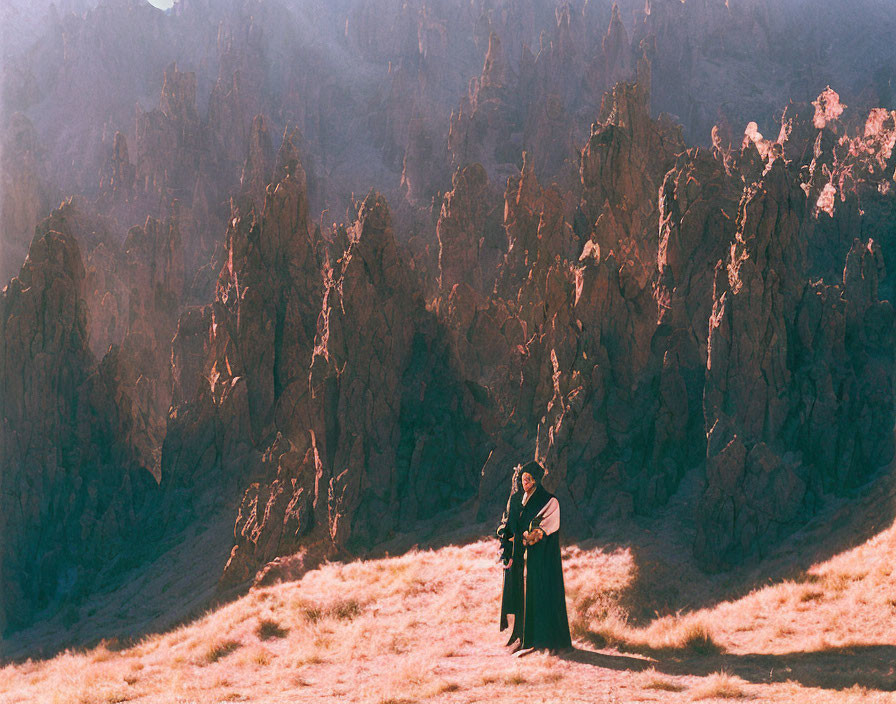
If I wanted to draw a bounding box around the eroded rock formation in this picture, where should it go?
[0,225,159,635]
[2,0,896,644]
[697,160,895,567]
[219,190,489,584]
[1,113,51,284]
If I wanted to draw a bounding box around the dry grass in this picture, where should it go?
[256,618,288,640]
[202,638,242,664]
[689,671,747,699]
[296,596,364,623]
[567,570,721,656]
[638,667,686,692]
[5,520,896,704]
[639,616,721,655]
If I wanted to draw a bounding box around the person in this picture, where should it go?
[497,460,571,655]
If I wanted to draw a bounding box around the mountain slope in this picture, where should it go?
[3,457,896,703]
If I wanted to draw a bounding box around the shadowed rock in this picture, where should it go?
[0,225,160,636]
[698,159,895,568]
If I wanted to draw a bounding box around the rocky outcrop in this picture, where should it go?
[135,63,201,203]
[697,159,895,568]
[802,101,896,294]
[219,183,496,582]
[98,131,136,205]
[436,163,502,296]
[602,4,632,87]
[447,32,522,184]
[132,62,227,275]
[656,148,741,358]
[1,113,51,284]
[4,2,896,644]
[527,65,690,513]
[207,69,250,182]
[240,114,275,209]
[164,152,321,485]
[311,193,489,549]
[158,149,325,586]
[0,225,158,635]
[109,216,185,479]
[580,58,683,260]
[400,113,447,207]
[32,200,126,359]
[219,192,490,583]
[28,201,186,445]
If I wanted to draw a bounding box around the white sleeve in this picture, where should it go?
[536,497,560,535]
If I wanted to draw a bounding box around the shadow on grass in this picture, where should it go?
[559,647,653,672]
[0,510,240,664]
[586,460,896,624]
[564,644,896,692]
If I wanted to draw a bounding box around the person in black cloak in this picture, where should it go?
[497,460,571,654]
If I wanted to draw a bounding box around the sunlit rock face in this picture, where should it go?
[160,167,490,585]
[436,163,502,297]
[444,5,646,192]
[203,75,894,577]
[688,92,895,568]
[160,148,322,504]
[441,70,703,530]
[523,70,701,527]
[461,80,895,566]
[1,0,896,638]
[17,198,187,482]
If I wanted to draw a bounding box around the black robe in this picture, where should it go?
[497,490,525,632]
[498,485,571,649]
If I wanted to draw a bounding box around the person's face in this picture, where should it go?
[521,472,535,493]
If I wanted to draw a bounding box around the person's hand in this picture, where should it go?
[503,559,513,570]
[522,530,530,544]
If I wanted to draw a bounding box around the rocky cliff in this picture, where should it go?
[0,114,52,284]
[0,223,160,635]
[1,0,895,645]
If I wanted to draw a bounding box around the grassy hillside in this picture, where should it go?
[3,493,896,704]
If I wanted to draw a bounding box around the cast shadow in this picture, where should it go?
[585,461,896,623]
[562,643,896,692]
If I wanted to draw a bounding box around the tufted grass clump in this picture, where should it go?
[256,618,289,640]
[203,639,242,664]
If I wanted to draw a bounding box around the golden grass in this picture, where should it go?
[689,671,747,700]
[569,584,721,656]
[503,672,528,685]
[564,544,720,656]
[642,617,721,655]
[432,680,460,693]
[295,596,364,623]
[799,587,824,603]
[638,667,686,692]
[255,618,288,640]
[236,644,273,667]
[7,523,896,704]
[202,638,242,664]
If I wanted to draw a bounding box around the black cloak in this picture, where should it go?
[498,479,571,650]
[497,487,524,631]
